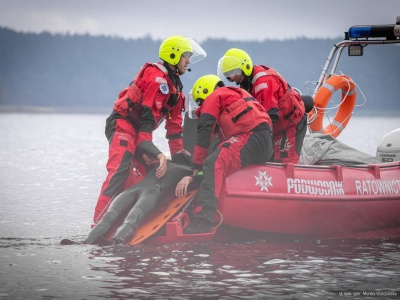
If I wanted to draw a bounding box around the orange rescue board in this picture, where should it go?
[128,190,197,245]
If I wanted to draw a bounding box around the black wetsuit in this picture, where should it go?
[84,160,194,244]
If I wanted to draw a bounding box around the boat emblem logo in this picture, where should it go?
[254,171,273,192]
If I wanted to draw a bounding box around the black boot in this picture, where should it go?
[110,237,124,245]
[183,218,212,234]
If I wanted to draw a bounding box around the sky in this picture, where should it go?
[0,0,399,42]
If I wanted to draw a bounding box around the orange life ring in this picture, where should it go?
[308,75,356,138]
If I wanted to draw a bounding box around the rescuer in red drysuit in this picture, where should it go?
[217,48,307,164]
[93,36,207,223]
[182,75,274,234]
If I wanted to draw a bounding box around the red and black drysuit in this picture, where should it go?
[241,65,307,163]
[93,62,186,222]
[192,86,273,224]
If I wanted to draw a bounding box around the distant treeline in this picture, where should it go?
[0,27,399,113]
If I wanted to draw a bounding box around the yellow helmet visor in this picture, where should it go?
[183,38,207,64]
[187,89,199,119]
[217,56,243,79]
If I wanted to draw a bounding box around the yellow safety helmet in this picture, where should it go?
[191,75,224,104]
[159,35,207,65]
[217,48,253,79]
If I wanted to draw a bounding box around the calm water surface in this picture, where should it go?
[0,113,400,300]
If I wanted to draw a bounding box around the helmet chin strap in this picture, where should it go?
[163,61,183,92]
[164,61,180,76]
[169,63,180,76]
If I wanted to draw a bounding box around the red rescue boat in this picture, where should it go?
[143,18,400,244]
[143,160,400,244]
[221,162,400,237]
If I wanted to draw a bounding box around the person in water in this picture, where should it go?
[84,151,198,245]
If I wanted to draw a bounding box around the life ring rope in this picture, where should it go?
[308,74,357,138]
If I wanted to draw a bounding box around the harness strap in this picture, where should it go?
[284,105,297,121]
[231,106,252,123]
